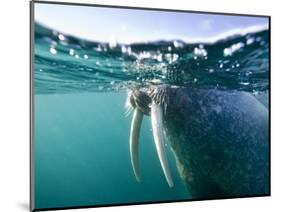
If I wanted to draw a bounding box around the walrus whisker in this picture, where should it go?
[124,106,133,117]
[129,108,144,182]
[151,101,174,188]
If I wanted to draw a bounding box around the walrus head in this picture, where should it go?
[126,85,174,188]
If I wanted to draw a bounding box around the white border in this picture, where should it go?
[1,0,280,212]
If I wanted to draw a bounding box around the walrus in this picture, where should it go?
[127,85,269,199]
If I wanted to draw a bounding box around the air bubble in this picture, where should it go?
[173,40,184,48]
[223,42,244,57]
[194,46,208,57]
[69,49,75,56]
[246,37,255,45]
[94,45,103,52]
[49,47,57,55]
[58,34,65,41]
[240,82,250,85]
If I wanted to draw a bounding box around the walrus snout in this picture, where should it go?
[130,89,152,116]
[129,85,171,116]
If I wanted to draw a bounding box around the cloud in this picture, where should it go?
[180,24,269,44]
[116,24,268,45]
[201,19,214,30]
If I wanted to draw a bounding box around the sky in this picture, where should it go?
[34,2,269,44]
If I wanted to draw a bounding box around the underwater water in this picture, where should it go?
[33,22,269,209]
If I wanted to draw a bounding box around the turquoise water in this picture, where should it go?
[34,22,269,209]
[34,92,187,209]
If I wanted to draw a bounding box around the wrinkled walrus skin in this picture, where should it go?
[160,87,269,199]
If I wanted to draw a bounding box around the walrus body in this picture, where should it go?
[129,85,269,199]
[162,87,269,198]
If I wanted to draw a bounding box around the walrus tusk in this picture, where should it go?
[130,108,144,182]
[151,101,174,188]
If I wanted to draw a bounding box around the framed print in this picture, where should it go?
[30,1,270,211]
